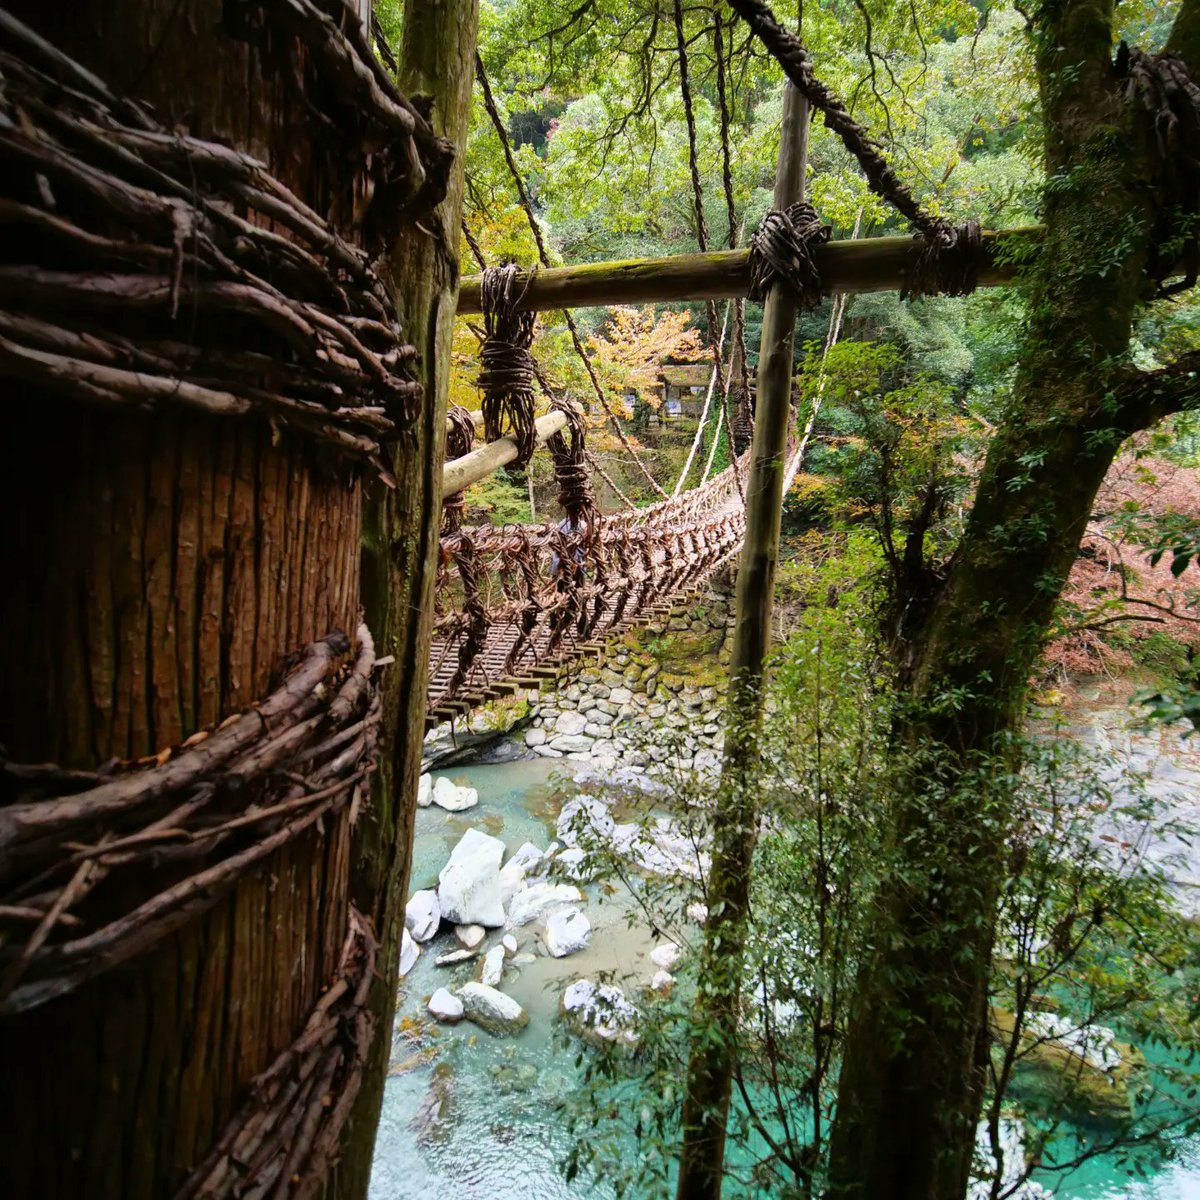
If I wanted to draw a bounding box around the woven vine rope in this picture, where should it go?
[442,404,478,534]
[0,625,382,1016]
[0,7,443,479]
[546,396,599,538]
[176,906,377,1200]
[477,264,539,467]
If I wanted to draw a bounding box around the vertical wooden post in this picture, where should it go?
[344,0,478,1195]
[675,80,808,1200]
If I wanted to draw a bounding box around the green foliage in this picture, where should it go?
[560,534,1200,1197]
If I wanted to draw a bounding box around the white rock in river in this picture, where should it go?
[432,776,479,812]
[524,728,547,747]
[506,842,545,873]
[478,944,506,986]
[561,979,638,1046]
[399,927,420,977]
[502,934,518,955]
[545,907,591,957]
[404,889,441,943]
[650,942,682,971]
[556,795,615,847]
[650,970,675,995]
[438,829,505,927]
[552,846,591,881]
[436,947,477,967]
[427,987,464,1023]
[686,902,708,925]
[457,982,529,1036]
[499,860,527,907]
[417,772,432,807]
[506,882,584,928]
[455,923,487,950]
[555,710,589,736]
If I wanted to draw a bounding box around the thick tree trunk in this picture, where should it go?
[825,3,1198,1196]
[674,82,808,1200]
[0,3,400,1196]
[342,0,478,1195]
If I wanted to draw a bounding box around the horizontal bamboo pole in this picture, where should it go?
[457,227,1039,314]
[441,410,568,499]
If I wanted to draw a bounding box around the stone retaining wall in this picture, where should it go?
[522,575,736,775]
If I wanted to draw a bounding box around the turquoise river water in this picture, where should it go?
[368,756,1200,1200]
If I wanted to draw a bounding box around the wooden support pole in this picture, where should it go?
[675,81,810,1200]
[441,410,568,499]
[457,226,1037,313]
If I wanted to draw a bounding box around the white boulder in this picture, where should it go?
[427,987,464,1023]
[438,830,505,927]
[506,882,584,928]
[432,776,479,812]
[478,944,506,987]
[556,795,615,847]
[435,947,478,967]
[455,923,487,950]
[506,842,545,873]
[687,902,708,925]
[502,934,518,955]
[650,970,675,995]
[399,928,419,977]
[404,889,441,943]
[499,860,527,907]
[457,982,529,1036]
[561,979,638,1046]
[544,908,591,958]
[417,773,432,807]
[650,942,682,971]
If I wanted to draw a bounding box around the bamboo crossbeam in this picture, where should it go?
[457,227,1038,313]
[441,409,568,498]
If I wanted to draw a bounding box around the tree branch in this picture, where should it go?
[1116,349,1200,431]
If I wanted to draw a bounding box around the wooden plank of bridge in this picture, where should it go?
[456,227,1038,314]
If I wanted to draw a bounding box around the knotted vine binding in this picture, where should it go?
[0,9,432,482]
[1119,47,1200,296]
[748,201,832,308]
[546,397,599,540]
[0,625,381,1016]
[478,264,538,467]
[903,219,985,301]
[442,404,478,534]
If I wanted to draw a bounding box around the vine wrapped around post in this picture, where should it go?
[477,264,538,466]
[442,404,477,533]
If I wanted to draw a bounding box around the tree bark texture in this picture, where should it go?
[675,82,809,1200]
[342,0,479,1194]
[0,4,376,1196]
[826,3,1200,1197]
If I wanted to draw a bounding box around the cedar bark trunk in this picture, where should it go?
[674,82,809,1200]
[338,0,478,1193]
[0,4,382,1196]
[825,3,1200,1197]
